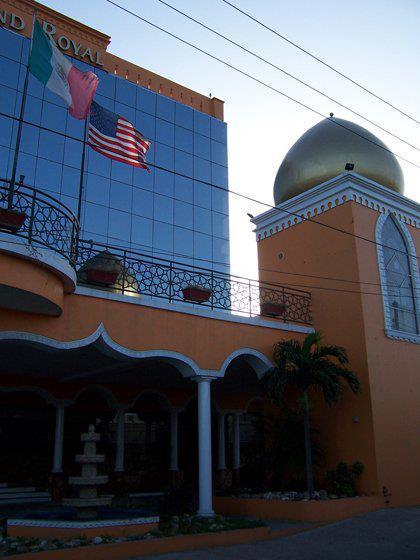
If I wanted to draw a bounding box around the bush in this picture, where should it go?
[159,481,197,521]
[327,461,364,497]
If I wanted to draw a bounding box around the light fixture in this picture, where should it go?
[247,213,254,219]
[345,163,355,171]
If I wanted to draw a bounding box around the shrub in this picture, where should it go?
[327,461,364,496]
[159,481,196,521]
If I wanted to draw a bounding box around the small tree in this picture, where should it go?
[261,332,360,496]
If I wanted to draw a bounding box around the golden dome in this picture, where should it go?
[274,117,404,205]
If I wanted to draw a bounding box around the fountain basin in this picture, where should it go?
[75,454,105,463]
[63,496,114,507]
[68,475,109,485]
[7,515,159,539]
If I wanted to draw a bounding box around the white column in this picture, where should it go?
[169,409,179,471]
[196,376,215,517]
[52,404,65,473]
[115,408,126,473]
[233,412,241,470]
[217,411,226,470]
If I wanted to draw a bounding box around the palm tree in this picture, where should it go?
[261,332,360,496]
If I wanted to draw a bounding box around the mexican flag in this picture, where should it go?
[29,19,98,119]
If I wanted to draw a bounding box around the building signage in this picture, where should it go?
[0,9,104,65]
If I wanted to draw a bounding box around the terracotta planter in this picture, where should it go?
[79,250,123,287]
[0,207,26,231]
[261,301,286,317]
[182,285,212,303]
[85,269,120,286]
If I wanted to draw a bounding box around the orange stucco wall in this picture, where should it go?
[0,252,65,314]
[0,291,307,372]
[257,200,420,506]
[352,205,420,506]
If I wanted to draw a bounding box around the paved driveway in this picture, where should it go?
[139,507,420,560]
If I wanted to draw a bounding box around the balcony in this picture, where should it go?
[0,178,312,324]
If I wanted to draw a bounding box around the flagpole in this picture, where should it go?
[76,117,88,226]
[8,13,36,207]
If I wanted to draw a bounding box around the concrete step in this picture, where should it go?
[0,495,51,505]
[0,487,36,494]
[0,491,50,499]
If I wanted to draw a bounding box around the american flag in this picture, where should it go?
[88,101,151,171]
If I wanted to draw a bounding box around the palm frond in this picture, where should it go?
[262,331,361,408]
[313,345,349,365]
[302,332,322,356]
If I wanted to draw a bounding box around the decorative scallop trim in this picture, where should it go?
[253,174,420,241]
[375,213,420,344]
[8,517,159,529]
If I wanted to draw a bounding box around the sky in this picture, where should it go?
[42,0,420,279]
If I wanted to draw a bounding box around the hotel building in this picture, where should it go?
[0,0,418,520]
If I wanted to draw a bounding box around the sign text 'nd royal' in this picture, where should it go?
[0,10,104,65]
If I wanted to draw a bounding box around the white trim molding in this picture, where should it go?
[0,324,202,378]
[0,234,76,293]
[252,172,420,241]
[375,213,420,344]
[220,348,273,378]
[75,286,314,334]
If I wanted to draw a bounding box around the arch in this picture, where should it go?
[71,384,121,409]
[0,324,201,378]
[244,395,265,413]
[128,389,173,412]
[376,213,420,343]
[0,385,59,406]
[220,348,273,379]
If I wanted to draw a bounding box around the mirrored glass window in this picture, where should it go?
[175,103,193,129]
[174,200,193,229]
[194,206,212,235]
[132,188,153,218]
[156,95,175,122]
[132,215,153,247]
[115,76,136,107]
[0,28,230,269]
[382,215,418,334]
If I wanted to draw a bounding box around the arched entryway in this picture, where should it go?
[124,392,171,493]
[213,349,272,491]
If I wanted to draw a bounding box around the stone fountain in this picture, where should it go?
[63,424,113,520]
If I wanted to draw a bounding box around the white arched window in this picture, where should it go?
[376,213,420,343]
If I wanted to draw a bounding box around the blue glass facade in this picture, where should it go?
[0,27,229,270]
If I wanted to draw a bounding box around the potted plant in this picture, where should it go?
[182,284,212,303]
[0,206,27,232]
[260,301,286,317]
[78,250,122,286]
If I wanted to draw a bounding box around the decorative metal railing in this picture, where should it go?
[0,178,312,324]
[75,240,312,324]
[0,178,79,261]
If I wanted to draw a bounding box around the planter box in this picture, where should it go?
[9,526,270,560]
[85,269,119,286]
[0,207,26,232]
[214,495,383,523]
[261,302,286,317]
[182,285,212,303]
[8,517,158,540]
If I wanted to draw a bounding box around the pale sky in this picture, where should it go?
[41,0,420,278]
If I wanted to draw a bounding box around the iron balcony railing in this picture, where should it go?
[0,178,79,261]
[0,178,312,325]
[76,240,312,324]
